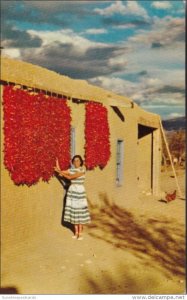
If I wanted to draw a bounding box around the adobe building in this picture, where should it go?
[1,56,162,254]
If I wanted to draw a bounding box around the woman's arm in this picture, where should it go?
[60,171,85,180]
[54,167,69,175]
[55,159,69,174]
[61,170,70,175]
[54,162,85,179]
[56,158,60,170]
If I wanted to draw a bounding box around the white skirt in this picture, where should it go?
[64,184,91,224]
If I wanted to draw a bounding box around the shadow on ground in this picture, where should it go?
[0,287,19,294]
[88,193,185,278]
[81,264,150,294]
[80,263,184,294]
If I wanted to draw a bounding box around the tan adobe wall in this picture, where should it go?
[1,86,139,254]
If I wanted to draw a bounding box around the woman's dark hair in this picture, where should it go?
[72,155,84,166]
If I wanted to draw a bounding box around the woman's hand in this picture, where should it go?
[54,166,61,173]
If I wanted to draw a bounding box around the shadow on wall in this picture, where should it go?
[87,193,185,278]
[0,286,19,294]
[55,172,74,233]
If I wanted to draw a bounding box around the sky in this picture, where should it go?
[1,0,185,120]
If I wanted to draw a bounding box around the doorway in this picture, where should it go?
[137,124,157,193]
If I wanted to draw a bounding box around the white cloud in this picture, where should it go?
[129,16,185,47]
[123,16,185,88]
[27,29,105,52]
[145,78,163,87]
[167,112,185,118]
[13,28,129,79]
[94,1,149,19]
[2,11,184,118]
[121,43,185,88]
[108,54,129,69]
[151,1,172,9]
[113,24,136,30]
[89,76,137,96]
[2,48,21,59]
[89,74,185,109]
[84,28,108,34]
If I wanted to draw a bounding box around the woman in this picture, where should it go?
[54,155,91,240]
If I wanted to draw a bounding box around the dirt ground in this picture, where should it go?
[1,168,186,295]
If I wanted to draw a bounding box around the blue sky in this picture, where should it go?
[1,0,185,120]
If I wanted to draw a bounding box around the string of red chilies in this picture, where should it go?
[3,86,111,186]
[3,86,71,186]
[85,102,111,170]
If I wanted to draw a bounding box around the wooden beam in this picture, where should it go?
[111,106,125,122]
[159,119,183,198]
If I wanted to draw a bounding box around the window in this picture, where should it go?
[116,140,124,186]
[70,127,76,158]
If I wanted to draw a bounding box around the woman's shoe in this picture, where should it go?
[72,234,78,239]
[77,235,83,241]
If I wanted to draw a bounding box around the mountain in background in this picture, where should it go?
[162,116,186,131]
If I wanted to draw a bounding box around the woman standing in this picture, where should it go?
[54,155,91,240]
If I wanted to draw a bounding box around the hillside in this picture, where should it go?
[162,116,186,131]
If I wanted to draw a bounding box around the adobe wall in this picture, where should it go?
[1,86,138,253]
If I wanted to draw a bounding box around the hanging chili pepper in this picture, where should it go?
[3,86,71,186]
[85,102,111,170]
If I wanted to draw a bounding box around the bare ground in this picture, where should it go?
[1,169,186,295]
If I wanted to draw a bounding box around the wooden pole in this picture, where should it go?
[159,119,183,198]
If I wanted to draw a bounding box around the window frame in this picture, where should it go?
[116,139,124,187]
[70,127,76,158]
